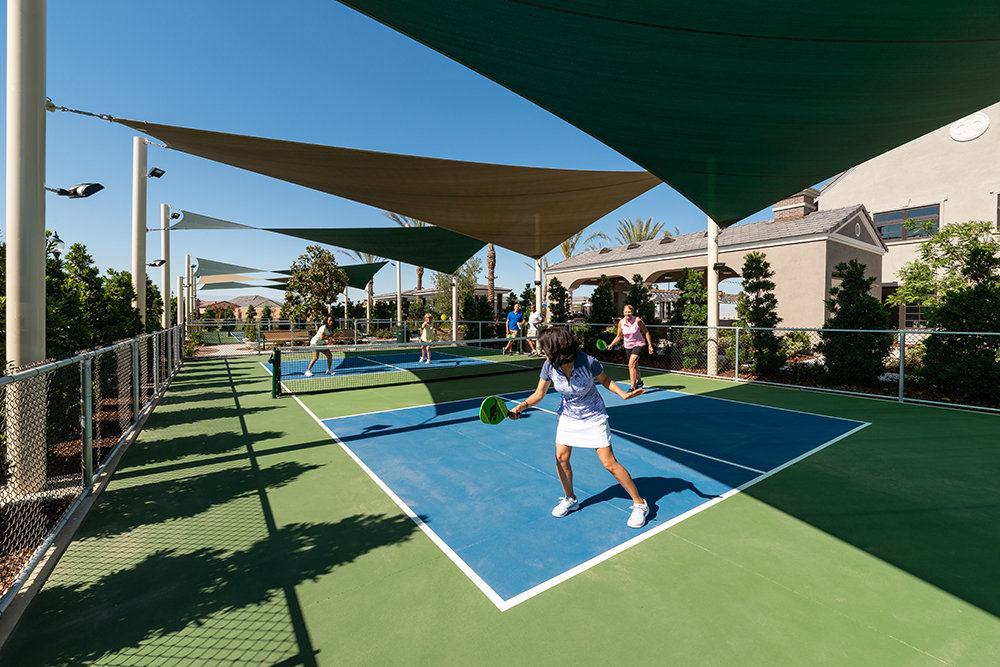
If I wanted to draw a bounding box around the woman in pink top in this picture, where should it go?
[608,304,654,392]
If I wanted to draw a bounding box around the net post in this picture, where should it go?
[81,357,94,493]
[271,348,281,398]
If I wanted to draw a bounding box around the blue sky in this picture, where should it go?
[4,1,764,311]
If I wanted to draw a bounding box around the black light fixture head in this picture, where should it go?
[148,259,167,267]
[170,211,181,220]
[713,262,727,271]
[47,182,104,198]
[147,167,165,179]
[51,232,65,260]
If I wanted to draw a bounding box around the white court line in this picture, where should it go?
[291,385,870,611]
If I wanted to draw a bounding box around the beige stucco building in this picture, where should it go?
[818,102,1000,326]
[547,200,886,330]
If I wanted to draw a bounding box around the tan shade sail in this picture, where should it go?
[198,274,259,285]
[115,119,662,258]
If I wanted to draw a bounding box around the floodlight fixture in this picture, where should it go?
[45,182,104,199]
[51,232,65,260]
[170,211,181,220]
[148,259,167,267]
[713,262,727,271]
[147,167,165,179]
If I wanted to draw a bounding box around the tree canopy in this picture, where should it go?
[283,245,349,321]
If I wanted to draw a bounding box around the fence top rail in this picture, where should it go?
[0,325,183,387]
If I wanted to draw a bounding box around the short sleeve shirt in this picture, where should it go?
[310,324,331,346]
[539,352,607,423]
[528,311,543,330]
[507,311,524,333]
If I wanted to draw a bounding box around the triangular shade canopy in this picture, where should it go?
[114,119,661,258]
[194,258,265,277]
[173,210,255,231]
[340,261,389,288]
[335,0,1000,225]
[267,227,486,274]
[199,274,258,284]
[199,281,261,291]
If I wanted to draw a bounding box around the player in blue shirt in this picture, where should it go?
[502,303,524,356]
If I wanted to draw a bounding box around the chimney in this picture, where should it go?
[773,187,820,222]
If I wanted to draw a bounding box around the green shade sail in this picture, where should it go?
[266,227,486,274]
[194,258,265,277]
[114,118,660,258]
[340,261,389,288]
[336,0,1000,225]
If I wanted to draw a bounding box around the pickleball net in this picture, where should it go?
[268,336,544,396]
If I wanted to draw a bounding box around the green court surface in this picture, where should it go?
[3,356,999,666]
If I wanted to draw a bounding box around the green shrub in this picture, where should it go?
[780,330,811,360]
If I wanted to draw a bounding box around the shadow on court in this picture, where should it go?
[686,379,1000,619]
[579,476,720,523]
[1,515,421,667]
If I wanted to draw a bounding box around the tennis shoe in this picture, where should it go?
[551,496,579,518]
[326,369,335,375]
[304,370,313,377]
[635,380,644,389]
[627,501,649,528]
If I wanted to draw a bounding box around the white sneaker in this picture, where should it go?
[326,369,335,375]
[627,501,649,528]
[551,497,579,518]
[304,370,313,377]
[425,359,431,364]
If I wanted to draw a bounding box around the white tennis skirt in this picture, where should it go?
[555,416,612,449]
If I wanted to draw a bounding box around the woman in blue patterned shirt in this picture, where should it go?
[508,327,649,528]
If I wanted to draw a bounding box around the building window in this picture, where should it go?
[903,303,928,328]
[873,205,939,241]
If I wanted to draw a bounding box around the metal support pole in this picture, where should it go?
[707,215,719,376]
[81,358,93,491]
[6,0,47,494]
[451,277,458,342]
[185,254,193,321]
[535,259,543,313]
[396,261,403,326]
[131,137,147,326]
[160,204,170,328]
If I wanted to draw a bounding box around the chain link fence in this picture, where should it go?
[560,322,1000,412]
[0,327,184,614]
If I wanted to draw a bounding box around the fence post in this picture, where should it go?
[132,340,140,419]
[153,334,160,391]
[898,330,906,403]
[734,327,741,380]
[81,357,94,493]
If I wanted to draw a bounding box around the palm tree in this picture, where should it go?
[614,217,666,245]
[383,211,428,290]
[559,229,610,259]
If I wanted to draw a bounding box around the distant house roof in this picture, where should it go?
[228,295,282,309]
[548,205,879,272]
[371,283,512,301]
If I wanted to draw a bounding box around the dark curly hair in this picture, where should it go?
[537,326,580,368]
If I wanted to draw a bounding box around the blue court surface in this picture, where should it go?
[266,350,495,380]
[305,385,868,610]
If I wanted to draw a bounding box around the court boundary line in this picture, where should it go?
[291,394,509,610]
[289,384,870,612]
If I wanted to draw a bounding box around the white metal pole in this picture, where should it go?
[6,0,47,495]
[535,259,543,315]
[160,204,170,328]
[177,276,185,326]
[6,0,46,369]
[707,215,719,376]
[396,261,402,325]
[131,137,147,327]
[451,277,458,342]
[185,254,193,320]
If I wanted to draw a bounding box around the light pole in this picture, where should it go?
[131,137,165,328]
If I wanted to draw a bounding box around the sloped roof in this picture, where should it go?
[549,205,871,271]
